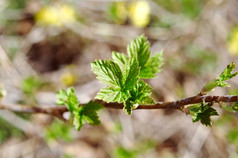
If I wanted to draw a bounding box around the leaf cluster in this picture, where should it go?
[91,35,163,114]
[190,102,219,126]
[56,87,103,130]
[201,62,238,94]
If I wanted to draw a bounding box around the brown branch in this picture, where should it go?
[0,95,237,118]
[0,103,68,122]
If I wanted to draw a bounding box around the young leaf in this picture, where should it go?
[56,87,79,113]
[81,101,103,125]
[124,100,135,115]
[73,109,83,130]
[129,81,155,105]
[201,62,238,94]
[96,86,130,103]
[122,81,155,114]
[92,35,163,114]
[140,51,163,78]
[66,88,80,113]
[56,88,103,131]
[74,101,104,130]
[127,34,151,68]
[127,34,163,79]
[56,89,68,105]
[219,61,238,81]
[92,54,140,103]
[112,51,129,71]
[91,59,122,88]
[122,57,140,90]
[192,103,219,126]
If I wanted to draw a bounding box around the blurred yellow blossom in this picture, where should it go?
[108,2,127,24]
[35,4,76,26]
[227,28,238,56]
[61,72,77,86]
[128,1,150,27]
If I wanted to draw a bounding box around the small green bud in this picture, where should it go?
[200,79,219,95]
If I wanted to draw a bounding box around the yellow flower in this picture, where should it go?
[35,4,76,26]
[227,28,238,56]
[128,1,150,28]
[61,72,77,86]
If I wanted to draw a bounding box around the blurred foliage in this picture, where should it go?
[35,3,76,27]
[168,44,217,75]
[155,0,204,19]
[107,2,127,25]
[109,121,122,134]
[0,117,24,143]
[6,0,27,9]
[45,119,73,143]
[214,113,238,154]
[228,88,238,95]
[222,102,238,113]
[63,154,76,158]
[227,27,238,56]
[19,76,45,104]
[20,76,45,95]
[227,128,238,145]
[112,140,156,158]
[183,45,217,75]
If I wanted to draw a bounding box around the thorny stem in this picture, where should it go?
[0,95,237,119]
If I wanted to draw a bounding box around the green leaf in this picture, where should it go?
[82,101,103,125]
[201,62,238,94]
[91,35,164,115]
[129,81,155,105]
[66,88,80,113]
[127,34,151,68]
[56,88,103,131]
[91,59,122,88]
[95,86,130,103]
[73,101,103,130]
[127,35,163,79]
[192,103,219,126]
[73,108,83,130]
[112,52,140,90]
[93,54,139,103]
[112,51,129,71]
[56,88,79,113]
[122,57,139,90]
[219,62,238,81]
[140,51,163,78]
[56,89,68,105]
[124,100,134,115]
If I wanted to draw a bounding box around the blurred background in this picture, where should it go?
[0,0,238,157]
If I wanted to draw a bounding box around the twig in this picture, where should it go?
[0,103,68,122]
[0,95,237,117]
